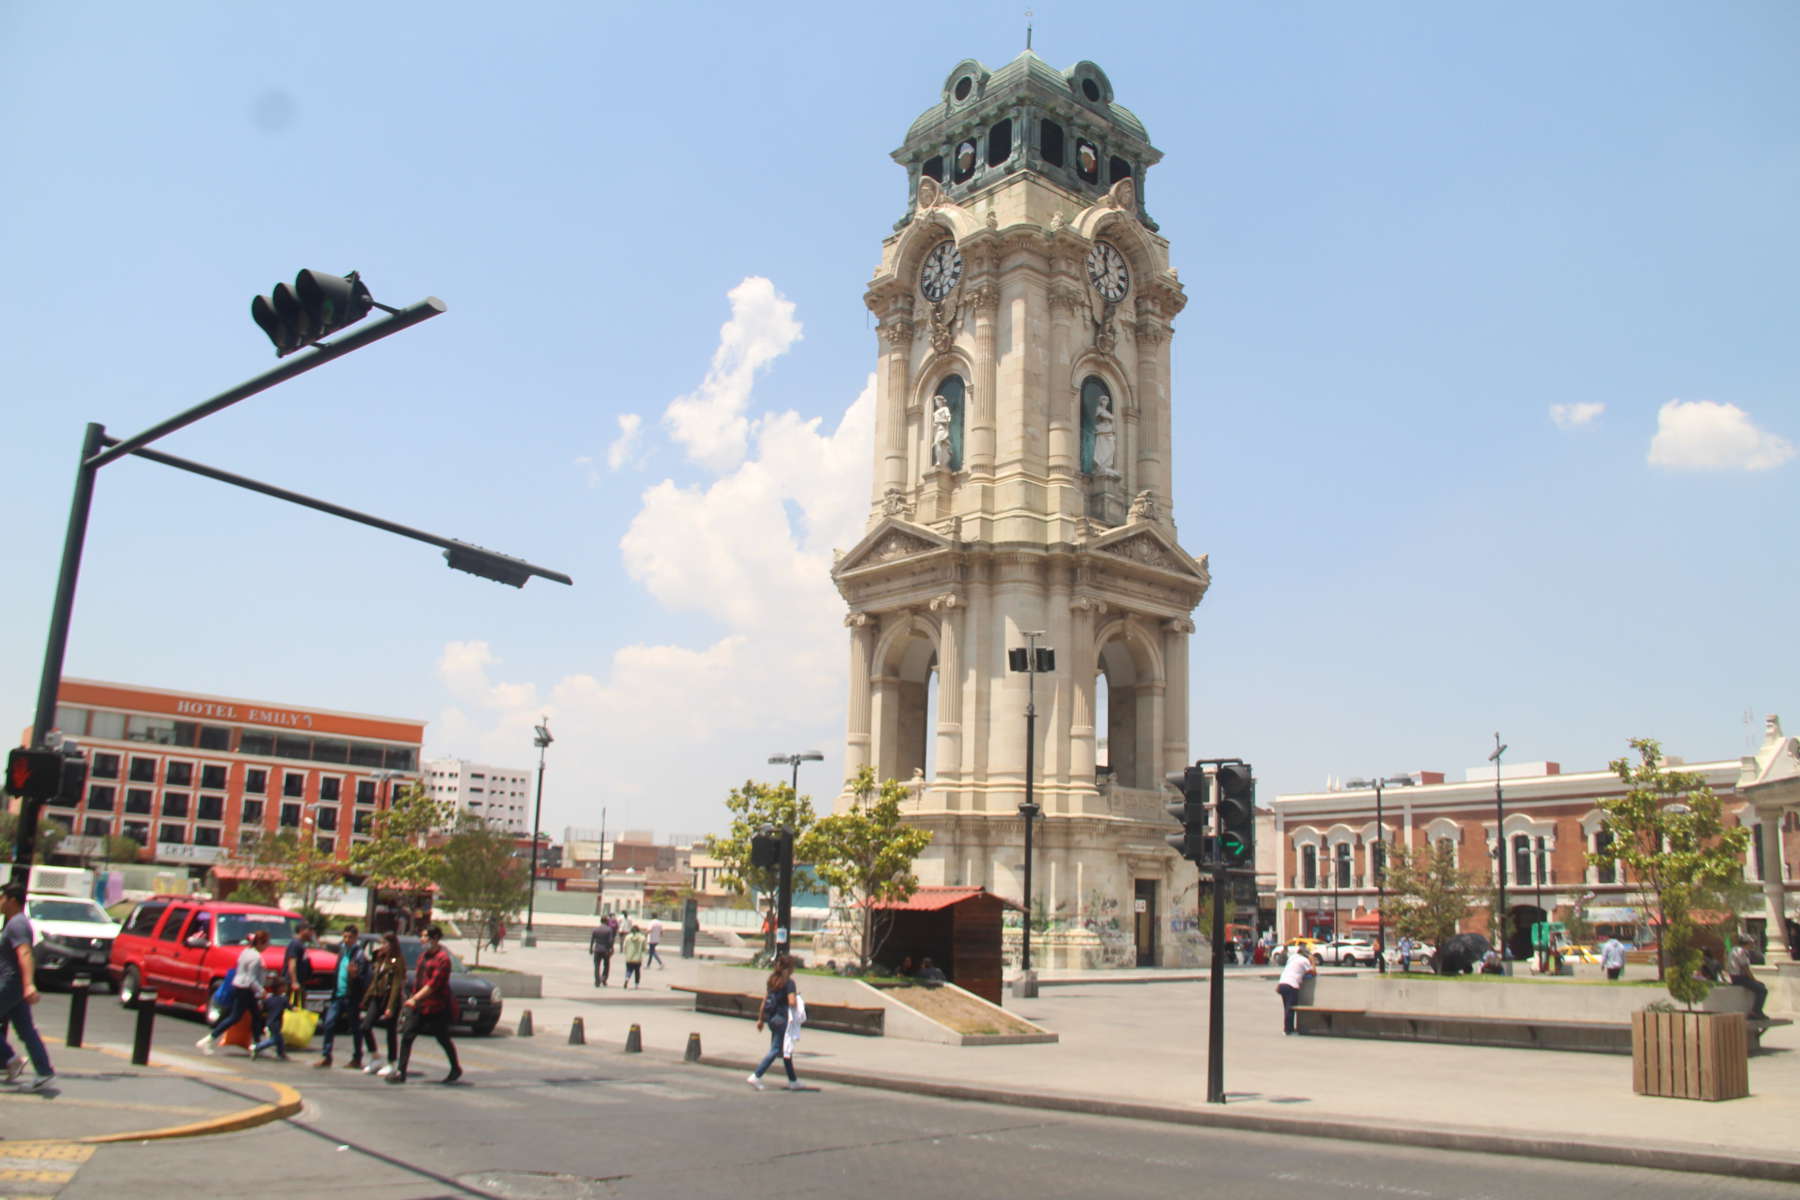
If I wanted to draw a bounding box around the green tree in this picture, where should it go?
[224,828,339,919]
[1589,737,1751,1005]
[797,767,933,970]
[348,784,447,893]
[434,816,530,967]
[1383,842,1480,971]
[709,779,817,902]
[103,833,142,864]
[0,811,68,864]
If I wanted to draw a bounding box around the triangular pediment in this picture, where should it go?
[834,518,952,576]
[1089,523,1210,586]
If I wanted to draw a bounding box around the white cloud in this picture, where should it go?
[428,281,871,836]
[605,413,644,471]
[661,277,803,472]
[1549,402,1604,430]
[1648,399,1794,472]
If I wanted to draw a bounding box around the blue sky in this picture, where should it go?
[3,3,1795,839]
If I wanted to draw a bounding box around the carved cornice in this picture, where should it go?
[1071,595,1109,615]
[844,611,873,628]
[878,487,916,521]
[1100,533,1179,570]
[927,592,961,611]
[967,281,1000,315]
[1133,317,1169,346]
[1049,282,1087,314]
[879,317,915,348]
[1164,617,1195,635]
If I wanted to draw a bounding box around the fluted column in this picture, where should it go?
[1134,302,1171,515]
[929,593,963,789]
[843,612,875,781]
[1068,597,1103,790]
[968,281,999,476]
[877,312,914,502]
[1048,276,1083,486]
[1162,617,1193,775]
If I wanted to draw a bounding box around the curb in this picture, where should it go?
[43,1036,304,1143]
[691,1052,1800,1184]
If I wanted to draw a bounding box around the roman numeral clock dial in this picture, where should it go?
[920,240,963,302]
[1086,241,1129,303]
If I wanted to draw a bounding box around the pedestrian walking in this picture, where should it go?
[622,924,647,989]
[198,929,270,1055]
[360,933,406,1077]
[1397,934,1414,972]
[0,883,54,1088]
[646,917,665,968]
[251,987,292,1060]
[315,924,370,1069]
[388,925,461,1085]
[747,954,803,1090]
[1599,935,1627,981]
[284,924,318,998]
[589,920,616,986]
[1276,942,1315,1036]
[1727,936,1769,1020]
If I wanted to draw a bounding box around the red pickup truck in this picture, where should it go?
[108,895,340,1016]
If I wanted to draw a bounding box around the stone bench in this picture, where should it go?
[1293,1007,1786,1054]
[670,986,885,1037]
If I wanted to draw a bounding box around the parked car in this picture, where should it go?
[362,934,503,1036]
[108,896,339,1016]
[1313,938,1379,967]
[27,894,120,987]
[1273,937,1321,966]
[1386,941,1437,969]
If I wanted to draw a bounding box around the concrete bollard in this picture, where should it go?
[684,1032,702,1062]
[132,989,158,1066]
[569,1016,586,1046]
[624,1023,642,1053]
[66,979,90,1049]
[517,1010,534,1037]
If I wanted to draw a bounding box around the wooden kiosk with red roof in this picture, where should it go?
[868,886,1020,1004]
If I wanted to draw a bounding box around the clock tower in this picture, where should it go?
[831,53,1211,968]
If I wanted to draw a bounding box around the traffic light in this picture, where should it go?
[1163,765,1210,862]
[750,832,781,869]
[251,269,375,356]
[5,749,64,801]
[1216,762,1256,869]
[58,750,88,805]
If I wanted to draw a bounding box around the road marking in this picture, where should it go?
[0,1141,96,1198]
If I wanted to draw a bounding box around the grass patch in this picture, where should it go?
[1388,971,1664,988]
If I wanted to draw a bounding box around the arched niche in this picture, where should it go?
[871,614,941,784]
[926,373,966,472]
[1079,375,1117,477]
[1091,618,1164,789]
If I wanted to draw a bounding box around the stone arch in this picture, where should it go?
[1423,817,1461,869]
[870,612,942,785]
[1290,825,1323,890]
[893,209,983,281]
[1090,616,1165,790]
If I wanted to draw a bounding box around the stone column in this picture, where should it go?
[876,313,914,501]
[1753,797,1795,957]
[928,593,963,792]
[1133,302,1170,516]
[1068,597,1104,796]
[968,280,999,476]
[842,612,875,781]
[1161,617,1193,775]
[1048,278,1083,485]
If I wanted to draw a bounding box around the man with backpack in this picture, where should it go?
[315,924,370,1068]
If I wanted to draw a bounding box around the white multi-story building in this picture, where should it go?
[423,758,531,834]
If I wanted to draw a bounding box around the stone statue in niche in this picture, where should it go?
[931,394,954,469]
[1091,394,1119,478]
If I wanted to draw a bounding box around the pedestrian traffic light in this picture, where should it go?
[750,832,780,869]
[5,748,64,801]
[251,269,375,356]
[1163,765,1210,862]
[1217,762,1256,869]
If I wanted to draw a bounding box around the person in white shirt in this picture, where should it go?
[1599,936,1627,981]
[646,917,664,968]
[198,929,269,1054]
[1277,946,1316,1035]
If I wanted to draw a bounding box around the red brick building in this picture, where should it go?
[34,679,423,872]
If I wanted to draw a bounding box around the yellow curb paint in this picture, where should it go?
[82,1080,303,1144]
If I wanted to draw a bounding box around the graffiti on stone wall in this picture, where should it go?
[1167,878,1210,960]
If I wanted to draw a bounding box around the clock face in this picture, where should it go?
[1087,242,1128,302]
[920,240,963,302]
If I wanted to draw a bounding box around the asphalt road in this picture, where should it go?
[24,989,1798,1200]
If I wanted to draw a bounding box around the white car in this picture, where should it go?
[1386,941,1437,969]
[26,894,121,987]
[1312,938,1379,967]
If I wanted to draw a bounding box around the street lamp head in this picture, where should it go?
[533,722,553,748]
[1488,743,1507,763]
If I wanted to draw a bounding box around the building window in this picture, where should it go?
[313,739,349,764]
[1300,845,1317,889]
[1039,118,1064,167]
[198,725,233,751]
[87,785,116,811]
[1109,155,1132,185]
[1534,837,1549,887]
[1751,823,1765,882]
[317,807,338,832]
[354,811,372,835]
[242,799,264,827]
[316,836,335,856]
[91,753,120,780]
[165,761,193,787]
[356,780,376,805]
[320,777,341,802]
[1370,839,1387,886]
[129,758,157,784]
[84,817,111,838]
[89,710,127,740]
[986,117,1012,167]
[158,823,186,846]
[122,821,149,846]
[201,764,228,790]
[245,768,267,795]
[276,735,311,761]
[1594,830,1615,883]
[197,795,224,822]
[194,826,221,848]
[921,155,944,182]
[283,773,306,798]
[162,792,189,818]
[240,732,274,757]
[279,804,302,828]
[1335,843,1352,889]
[1512,834,1532,886]
[125,788,153,815]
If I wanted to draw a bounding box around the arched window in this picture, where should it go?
[930,375,965,472]
[1079,377,1115,476]
[1301,845,1317,890]
[1335,843,1352,889]
[1594,829,1615,884]
[1534,837,1549,887]
[986,118,1013,167]
[1512,834,1533,886]
[1039,119,1064,167]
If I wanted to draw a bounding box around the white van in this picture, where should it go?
[11,866,120,987]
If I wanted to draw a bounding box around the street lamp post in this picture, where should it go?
[1348,774,1413,974]
[766,751,823,953]
[1009,632,1052,992]
[1490,733,1509,966]
[523,720,553,948]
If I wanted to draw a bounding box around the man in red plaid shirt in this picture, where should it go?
[386,925,462,1085]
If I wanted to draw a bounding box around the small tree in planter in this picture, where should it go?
[1382,842,1479,973]
[1592,738,1753,1100]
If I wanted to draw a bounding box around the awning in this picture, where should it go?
[1344,913,1382,930]
[1585,907,1639,923]
[868,886,1023,913]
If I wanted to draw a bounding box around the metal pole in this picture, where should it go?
[777,829,793,955]
[597,806,606,916]
[1375,779,1386,975]
[1021,632,1041,976]
[1494,733,1507,962]
[524,739,546,947]
[1206,770,1227,1104]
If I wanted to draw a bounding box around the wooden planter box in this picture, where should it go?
[1631,1010,1748,1101]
